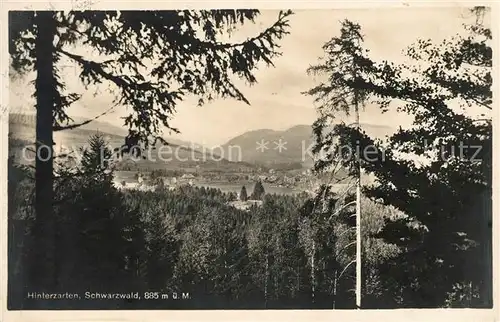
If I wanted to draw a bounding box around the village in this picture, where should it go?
[112,167,320,193]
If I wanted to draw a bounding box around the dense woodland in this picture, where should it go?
[8,7,492,309]
[8,135,400,309]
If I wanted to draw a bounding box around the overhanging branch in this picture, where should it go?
[54,104,117,131]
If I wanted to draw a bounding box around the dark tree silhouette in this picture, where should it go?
[305,8,492,307]
[240,186,248,202]
[251,180,265,200]
[79,133,113,177]
[303,19,371,308]
[52,135,145,298]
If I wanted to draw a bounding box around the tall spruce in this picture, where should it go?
[240,186,248,202]
[79,133,113,179]
[305,8,492,307]
[251,180,266,200]
[9,9,293,291]
[304,20,372,308]
[53,134,144,295]
[370,8,492,307]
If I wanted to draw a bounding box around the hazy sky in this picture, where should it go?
[10,7,479,146]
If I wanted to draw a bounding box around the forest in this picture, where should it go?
[7,7,492,309]
[8,136,401,309]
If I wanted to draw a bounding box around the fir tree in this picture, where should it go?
[251,180,266,200]
[9,9,293,291]
[54,135,145,296]
[240,186,248,202]
[306,8,492,307]
[304,19,371,308]
[79,133,113,180]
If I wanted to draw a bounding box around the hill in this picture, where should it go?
[8,113,204,148]
[221,125,313,168]
[8,113,257,173]
[220,123,396,167]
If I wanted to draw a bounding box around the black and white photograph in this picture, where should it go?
[4,2,495,312]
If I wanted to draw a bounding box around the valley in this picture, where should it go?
[8,113,354,195]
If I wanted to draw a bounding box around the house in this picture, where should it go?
[267,175,278,183]
[283,176,294,185]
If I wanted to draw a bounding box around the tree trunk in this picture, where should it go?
[480,188,492,307]
[264,254,268,307]
[30,11,57,292]
[311,240,315,304]
[354,71,362,310]
[332,268,337,309]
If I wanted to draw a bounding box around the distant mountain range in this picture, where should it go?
[7,113,255,172]
[8,113,196,148]
[8,113,396,171]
